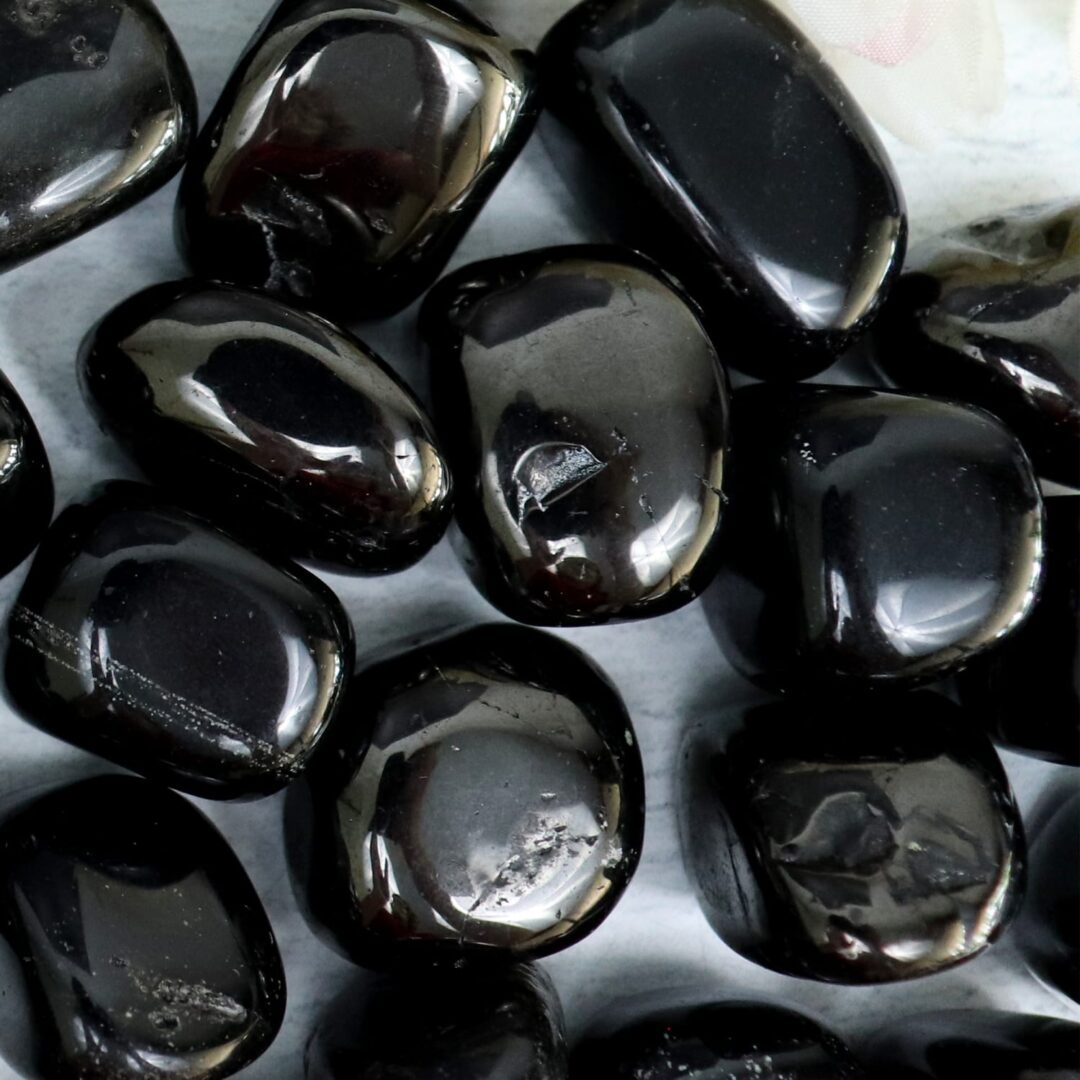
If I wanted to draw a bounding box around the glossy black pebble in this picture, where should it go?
[877,203,1080,486]
[0,775,285,1080]
[288,623,645,966]
[177,0,538,315]
[5,483,353,799]
[539,0,906,376]
[0,0,195,273]
[307,965,568,1079]
[0,369,53,578]
[861,1011,1080,1079]
[682,692,1025,983]
[572,1000,866,1079]
[80,281,453,573]
[706,385,1044,690]
[423,246,730,625]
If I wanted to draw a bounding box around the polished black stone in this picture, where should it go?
[861,1011,1080,1079]
[705,385,1044,690]
[5,483,353,799]
[0,775,285,1079]
[682,692,1025,983]
[422,246,730,625]
[80,281,453,573]
[177,0,538,315]
[0,369,52,578]
[572,1000,866,1079]
[876,203,1080,486]
[307,965,568,1078]
[0,0,195,273]
[288,623,645,966]
[538,0,906,376]
[959,495,1078,765]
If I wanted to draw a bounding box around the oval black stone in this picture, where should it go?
[422,246,730,625]
[5,482,354,799]
[705,385,1044,689]
[0,0,195,273]
[288,623,645,967]
[0,775,285,1079]
[682,692,1025,983]
[176,0,538,315]
[538,0,906,376]
[79,281,453,573]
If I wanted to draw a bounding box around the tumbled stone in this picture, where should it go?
[288,623,645,966]
[79,281,453,573]
[422,246,730,625]
[0,0,195,273]
[177,0,538,315]
[0,775,285,1079]
[5,482,353,799]
[705,385,1044,689]
[682,692,1025,983]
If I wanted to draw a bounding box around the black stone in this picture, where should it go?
[306,966,568,1079]
[705,385,1044,690]
[682,692,1025,983]
[0,369,52,578]
[422,246,730,625]
[861,1011,1080,1079]
[5,482,354,799]
[79,281,453,573]
[177,0,538,315]
[959,495,1079,765]
[876,203,1080,486]
[0,0,195,273]
[288,623,645,967]
[0,775,285,1079]
[572,1000,866,1079]
[538,0,906,376]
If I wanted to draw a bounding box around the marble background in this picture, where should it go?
[0,0,1078,1075]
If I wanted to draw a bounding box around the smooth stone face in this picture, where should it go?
[861,1011,1080,1079]
[288,623,645,966]
[177,0,538,315]
[705,385,1044,689]
[0,0,195,273]
[0,775,285,1080]
[959,495,1079,765]
[0,369,53,578]
[682,693,1025,983]
[538,0,906,376]
[79,281,453,573]
[423,246,730,625]
[5,483,353,799]
[572,1001,866,1079]
[876,203,1080,486]
[306,966,568,1079]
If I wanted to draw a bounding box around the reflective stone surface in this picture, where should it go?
[79,281,453,573]
[0,0,195,273]
[705,385,1044,690]
[682,692,1025,983]
[959,495,1078,765]
[538,0,906,376]
[877,203,1080,486]
[288,623,645,966]
[177,0,538,315]
[422,246,730,625]
[306,965,568,1079]
[0,369,52,578]
[861,1011,1080,1078]
[0,775,285,1079]
[5,482,353,799]
[572,1000,866,1079]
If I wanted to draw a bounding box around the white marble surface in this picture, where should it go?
[0,0,1078,1075]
